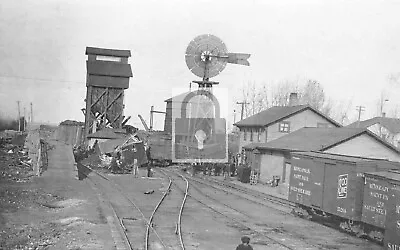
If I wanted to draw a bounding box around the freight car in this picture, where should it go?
[147,132,172,166]
[288,151,400,243]
[362,170,400,249]
[147,131,234,166]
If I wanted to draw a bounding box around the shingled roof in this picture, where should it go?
[347,117,400,134]
[234,105,341,128]
[244,127,400,154]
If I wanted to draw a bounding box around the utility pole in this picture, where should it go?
[150,106,154,131]
[236,101,249,121]
[149,105,166,131]
[17,101,21,132]
[380,98,389,117]
[356,105,365,128]
[23,107,26,131]
[30,102,33,123]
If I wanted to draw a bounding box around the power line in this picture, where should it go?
[0,74,83,84]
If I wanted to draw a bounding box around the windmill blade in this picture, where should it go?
[227,53,251,66]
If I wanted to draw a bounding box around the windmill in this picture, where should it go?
[185,34,250,88]
[172,34,250,163]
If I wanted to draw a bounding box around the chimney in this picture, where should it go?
[382,112,386,118]
[288,93,298,106]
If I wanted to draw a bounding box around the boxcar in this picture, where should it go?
[148,132,172,166]
[362,172,391,229]
[363,170,400,249]
[289,151,400,237]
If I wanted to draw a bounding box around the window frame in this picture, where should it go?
[278,121,290,133]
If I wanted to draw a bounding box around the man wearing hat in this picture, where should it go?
[236,236,253,250]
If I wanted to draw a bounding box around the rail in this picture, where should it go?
[145,178,171,249]
[157,169,188,250]
[78,163,165,250]
[164,168,296,250]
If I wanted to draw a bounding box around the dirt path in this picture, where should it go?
[1,138,117,250]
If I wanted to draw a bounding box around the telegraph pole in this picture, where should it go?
[17,101,21,131]
[23,107,26,131]
[236,101,249,121]
[30,102,33,123]
[356,105,365,128]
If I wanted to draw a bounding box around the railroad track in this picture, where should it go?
[192,172,296,209]
[184,173,295,214]
[146,172,188,249]
[78,163,188,250]
[160,168,319,250]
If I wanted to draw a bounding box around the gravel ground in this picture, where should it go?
[0,131,115,250]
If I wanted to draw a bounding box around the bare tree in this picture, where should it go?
[236,78,353,125]
[298,79,326,110]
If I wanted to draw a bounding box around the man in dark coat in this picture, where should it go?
[236,236,253,250]
[146,146,152,177]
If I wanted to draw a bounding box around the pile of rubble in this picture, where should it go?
[0,134,34,183]
[76,134,149,174]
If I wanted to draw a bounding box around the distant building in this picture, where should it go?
[234,93,341,152]
[347,115,400,148]
[164,91,217,134]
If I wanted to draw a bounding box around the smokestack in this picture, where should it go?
[288,93,298,106]
[382,112,386,118]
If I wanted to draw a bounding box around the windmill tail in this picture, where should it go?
[227,53,251,66]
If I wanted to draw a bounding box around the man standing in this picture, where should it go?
[132,159,139,178]
[146,146,152,177]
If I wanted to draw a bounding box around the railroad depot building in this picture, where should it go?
[233,97,341,153]
[243,127,400,187]
[347,115,400,149]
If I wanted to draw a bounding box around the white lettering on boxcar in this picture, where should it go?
[337,206,347,214]
[369,183,389,192]
[388,243,400,250]
[290,186,311,196]
[293,166,311,174]
[363,204,386,215]
[294,174,309,182]
[337,174,348,199]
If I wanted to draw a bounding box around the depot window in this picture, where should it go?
[279,122,290,133]
[243,129,247,141]
[250,129,254,141]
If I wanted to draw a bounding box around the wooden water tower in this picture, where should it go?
[83,47,133,145]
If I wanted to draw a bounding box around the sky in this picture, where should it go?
[1,0,400,130]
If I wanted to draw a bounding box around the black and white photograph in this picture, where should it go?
[1,0,400,249]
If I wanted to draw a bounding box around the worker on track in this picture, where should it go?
[146,146,152,177]
[236,236,253,250]
[132,159,139,178]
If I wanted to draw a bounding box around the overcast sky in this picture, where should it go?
[1,0,400,129]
